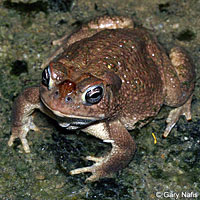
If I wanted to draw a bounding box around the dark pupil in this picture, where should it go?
[85,86,103,104]
[42,67,49,87]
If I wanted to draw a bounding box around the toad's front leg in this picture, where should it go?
[8,87,41,153]
[70,121,136,182]
[8,87,57,153]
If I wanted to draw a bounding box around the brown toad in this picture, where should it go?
[8,16,195,182]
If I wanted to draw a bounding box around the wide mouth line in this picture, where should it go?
[40,96,102,120]
[52,110,100,120]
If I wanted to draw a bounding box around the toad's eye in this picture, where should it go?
[42,66,50,87]
[84,85,104,105]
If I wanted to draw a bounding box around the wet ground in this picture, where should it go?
[0,0,200,199]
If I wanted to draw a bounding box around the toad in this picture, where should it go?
[8,16,195,182]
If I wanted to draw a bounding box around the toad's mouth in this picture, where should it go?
[40,96,103,121]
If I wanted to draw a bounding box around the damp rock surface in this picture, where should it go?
[0,0,200,199]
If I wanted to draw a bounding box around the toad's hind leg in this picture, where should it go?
[163,47,195,137]
[163,95,193,137]
[164,47,195,106]
[52,15,134,46]
[41,16,134,69]
[70,121,136,182]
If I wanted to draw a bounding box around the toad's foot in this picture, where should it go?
[8,116,40,153]
[70,136,135,182]
[70,156,108,182]
[163,95,193,138]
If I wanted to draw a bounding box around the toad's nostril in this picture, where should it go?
[54,90,59,98]
[65,96,72,103]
